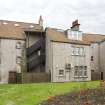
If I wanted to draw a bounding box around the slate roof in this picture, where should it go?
[0,20,43,32]
[46,28,105,45]
[0,19,43,39]
[0,24,25,40]
[83,33,105,43]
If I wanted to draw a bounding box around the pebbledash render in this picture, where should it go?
[45,20,105,82]
[45,21,91,82]
[0,17,105,83]
[0,25,26,83]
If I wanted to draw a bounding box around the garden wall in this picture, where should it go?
[22,73,51,83]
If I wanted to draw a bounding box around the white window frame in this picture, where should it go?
[74,66,87,77]
[16,56,22,64]
[16,42,22,49]
[59,69,64,76]
[72,47,85,56]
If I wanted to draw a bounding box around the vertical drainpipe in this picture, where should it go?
[98,42,101,79]
[51,41,53,82]
[0,39,2,82]
[27,31,29,72]
[40,29,42,72]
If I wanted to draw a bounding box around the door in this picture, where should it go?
[8,71,17,83]
[65,69,71,82]
[101,72,103,80]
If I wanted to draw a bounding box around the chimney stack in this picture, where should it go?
[71,19,80,31]
[39,15,43,26]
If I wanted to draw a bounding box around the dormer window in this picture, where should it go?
[67,20,82,40]
[67,30,82,40]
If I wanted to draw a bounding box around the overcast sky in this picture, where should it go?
[0,0,105,34]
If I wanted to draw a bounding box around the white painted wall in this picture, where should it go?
[0,38,25,83]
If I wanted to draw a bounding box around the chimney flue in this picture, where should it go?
[39,15,43,27]
[71,19,80,31]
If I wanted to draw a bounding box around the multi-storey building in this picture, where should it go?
[0,24,26,83]
[0,17,105,83]
[0,16,45,83]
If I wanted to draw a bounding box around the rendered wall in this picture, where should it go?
[0,38,25,83]
[46,38,91,82]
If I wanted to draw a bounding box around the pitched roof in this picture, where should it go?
[46,28,105,45]
[0,20,43,32]
[0,19,44,39]
[83,33,105,43]
[46,28,90,45]
[0,24,25,40]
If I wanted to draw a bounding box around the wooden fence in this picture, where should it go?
[22,72,51,83]
[91,71,101,80]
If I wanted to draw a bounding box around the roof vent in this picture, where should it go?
[14,23,20,27]
[29,25,34,28]
[3,22,8,25]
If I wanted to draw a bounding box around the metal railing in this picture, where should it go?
[27,54,45,71]
[27,38,44,56]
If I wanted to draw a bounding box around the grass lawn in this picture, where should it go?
[0,81,100,105]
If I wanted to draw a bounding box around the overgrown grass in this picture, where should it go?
[0,81,100,105]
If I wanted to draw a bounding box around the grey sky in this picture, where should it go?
[0,0,105,34]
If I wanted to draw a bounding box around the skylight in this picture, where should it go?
[3,22,8,25]
[29,25,34,28]
[14,23,20,26]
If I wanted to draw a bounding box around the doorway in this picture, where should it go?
[101,72,103,80]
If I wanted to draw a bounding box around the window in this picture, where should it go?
[37,50,41,56]
[72,47,84,56]
[3,22,8,25]
[16,42,22,49]
[14,23,20,27]
[16,56,22,64]
[68,30,82,40]
[65,64,71,69]
[29,25,34,28]
[74,66,87,77]
[91,56,94,61]
[74,66,78,76]
[59,70,64,75]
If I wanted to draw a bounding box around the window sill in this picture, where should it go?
[71,55,85,57]
[74,76,88,78]
[57,75,65,77]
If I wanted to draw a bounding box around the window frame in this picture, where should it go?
[59,69,64,76]
[16,42,22,49]
[71,47,85,56]
[16,56,22,64]
[74,66,88,77]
